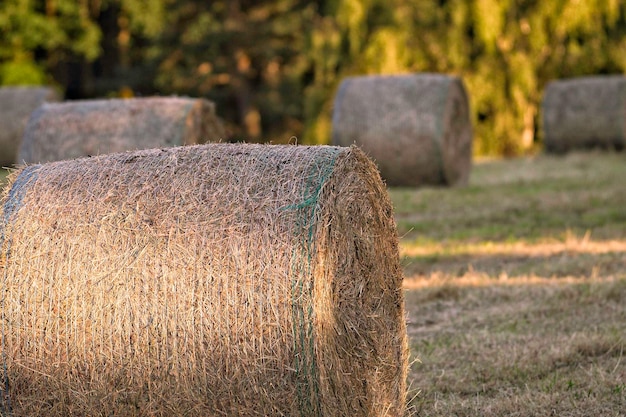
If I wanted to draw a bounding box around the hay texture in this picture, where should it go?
[0,86,60,167]
[332,73,473,187]
[18,97,226,163]
[542,75,626,153]
[0,143,409,416]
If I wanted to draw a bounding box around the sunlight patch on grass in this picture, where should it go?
[402,272,619,290]
[400,235,626,258]
[400,231,626,284]
[405,278,626,416]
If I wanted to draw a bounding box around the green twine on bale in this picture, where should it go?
[283,147,342,417]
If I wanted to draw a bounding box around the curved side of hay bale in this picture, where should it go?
[542,75,626,153]
[331,73,473,187]
[0,144,408,417]
[17,97,226,164]
[0,86,60,166]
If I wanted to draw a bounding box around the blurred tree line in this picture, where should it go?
[1,0,626,156]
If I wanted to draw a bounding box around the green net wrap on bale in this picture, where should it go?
[542,75,626,153]
[0,143,409,417]
[17,97,226,164]
[0,87,60,167]
[331,74,473,187]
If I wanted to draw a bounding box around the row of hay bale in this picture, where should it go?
[330,74,626,188]
[0,88,226,167]
[2,82,471,189]
[3,74,621,189]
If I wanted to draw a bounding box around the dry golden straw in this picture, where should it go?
[0,143,408,416]
[18,97,226,164]
[542,75,626,153]
[332,73,473,187]
[0,86,60,167]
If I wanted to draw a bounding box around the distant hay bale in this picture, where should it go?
[0,86,60,166]
[542,75,626,153]
[18,97,226,163]
[331,73,473,187]
[0,143,409,416]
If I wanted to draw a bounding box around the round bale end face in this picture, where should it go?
[331,73,473,187]
[314,148,408,415]
[0,143,408,416]
[440,79,473,186]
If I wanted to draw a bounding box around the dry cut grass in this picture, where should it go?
[392,151,626,416]
[405,278,625,416]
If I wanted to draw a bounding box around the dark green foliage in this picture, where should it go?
[2,0,626,155]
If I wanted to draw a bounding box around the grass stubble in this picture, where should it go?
[392,151,626,416]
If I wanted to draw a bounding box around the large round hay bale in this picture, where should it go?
[542,75,626,153]
[331,73,473,187]
[0,86,60,167]
[0,143,409,416]
[18,97,226,163]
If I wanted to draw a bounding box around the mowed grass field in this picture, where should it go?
[391,151,626,416]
